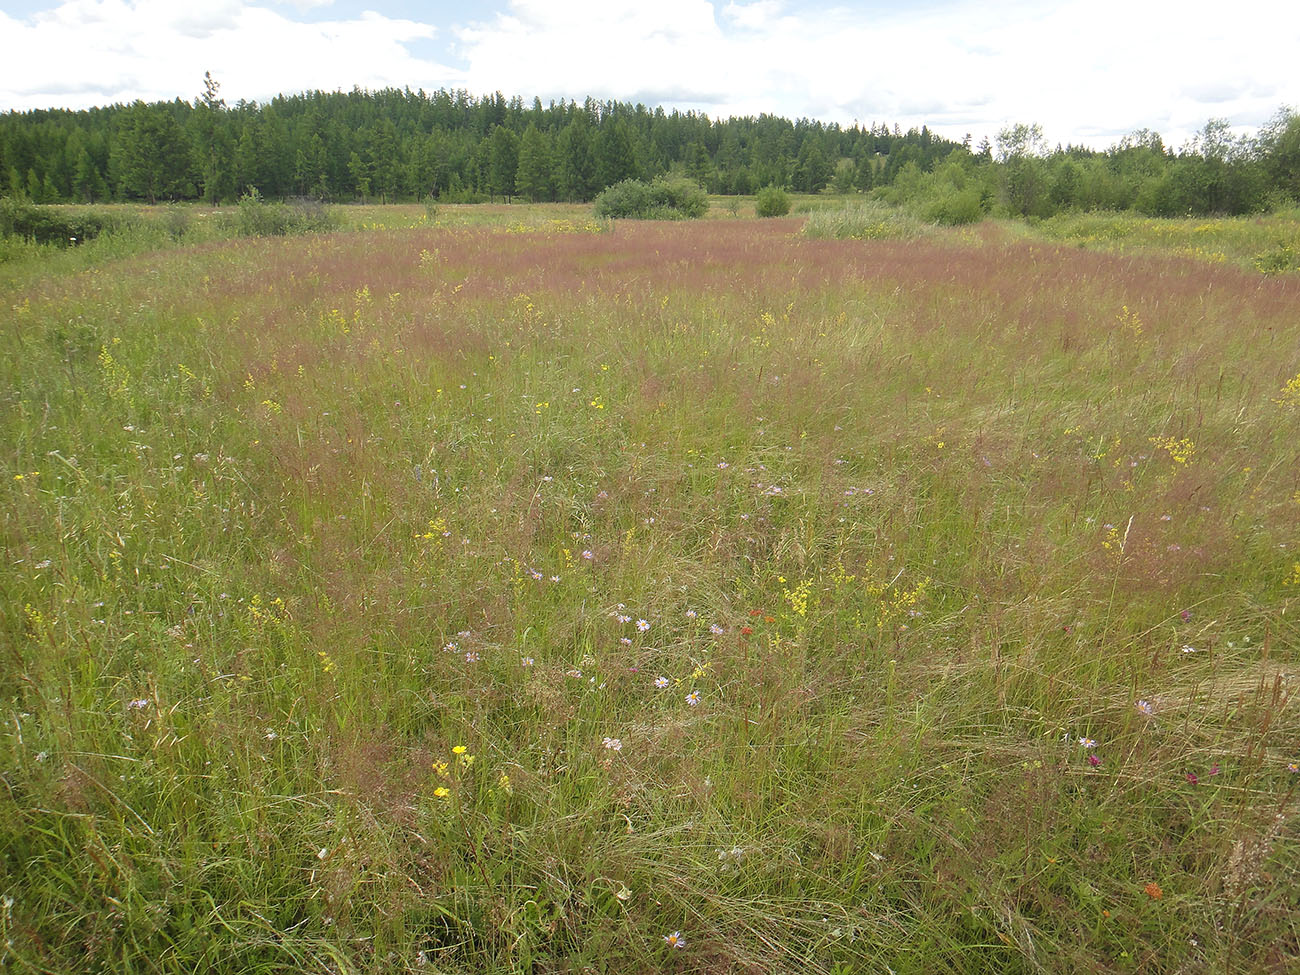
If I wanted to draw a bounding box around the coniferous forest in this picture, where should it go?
[3,77,1300,218]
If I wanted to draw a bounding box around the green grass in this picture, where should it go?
[1024,208,1300,275]
[2,204,1298,973]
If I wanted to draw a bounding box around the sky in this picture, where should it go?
[0,0,1297,150]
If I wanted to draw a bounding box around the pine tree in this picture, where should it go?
[515,124,553,202]
[488,125,519,202]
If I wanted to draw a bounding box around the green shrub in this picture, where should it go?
[235,191,337,237]
[917,185,985,226]
[0,197,136,245]
[755,184,791,217]
[593,177,708,219]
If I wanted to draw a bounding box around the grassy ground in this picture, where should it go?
[2,205,1299,973]
[1024,209,1300,275]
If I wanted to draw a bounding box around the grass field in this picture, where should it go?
[2,204,1299,973]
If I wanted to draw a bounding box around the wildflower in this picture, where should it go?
[1143,882,1163,900]
[616,614,631,624]
[550,575,561,583]
[452,745,468,755]
[686,690,700,706]
[636,619,650,632]
[465,651,479,663]
[1287,762,1298,773]
[602,737,623,751]
[620,637,632,645]
[1180,609,1191,622]
[521,656,534,667]
[1078,737,1097,749]
[664,931,685,949]
[529,569,543,581]
[740,625,753,636]
[685,609,698,619]
[1088,754,1102,767]
[717,462,729,469]
[709,624,724,635]
[1208,764,1221,776]
[1181,645,1196,654]
[582,550,594,560]
[654,676,669,689]
[127,699,149,710]
[1186,772,1198,785]
[433,787,451,800]
[432,761,449,778]
[1136,699,1154,715]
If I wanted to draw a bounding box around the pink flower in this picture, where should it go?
[1087,754,1101,767]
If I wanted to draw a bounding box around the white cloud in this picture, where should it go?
[1,0,1297,149]
[0,0,460,110]
[454,0,1300,148]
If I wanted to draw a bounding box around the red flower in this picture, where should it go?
[1087,754,1101,767]
[740,626,753,636]
[1186,772,1198,785]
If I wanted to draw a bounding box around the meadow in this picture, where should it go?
[2,203,1299,973]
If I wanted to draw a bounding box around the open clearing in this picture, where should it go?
[2,209,1299,973]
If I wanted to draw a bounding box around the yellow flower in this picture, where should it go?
[431,761,449,778]
[452,745,467,755]
[433,787,451,800]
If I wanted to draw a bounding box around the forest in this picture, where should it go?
[2,77,1300,220]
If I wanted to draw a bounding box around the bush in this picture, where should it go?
[235,191,337,237]
[0,197,136,245]
[755,184,791,218]
[593,177,708,220]
[917,185,985,226]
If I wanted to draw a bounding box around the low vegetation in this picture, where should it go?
[801,199,932,240]
[592,177,709,220]
[1,204,1298,973]
[754,184,790,217]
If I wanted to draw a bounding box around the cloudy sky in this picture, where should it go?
[1,0,1296,150]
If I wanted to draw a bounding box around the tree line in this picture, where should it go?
[2,76,1298,218]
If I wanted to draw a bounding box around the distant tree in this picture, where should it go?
[555,117,594,201]
[830,158,855,194]
[371,118,402,201]
[794,140,831,192]
[348,150,372,200]
[996,122,1046,162]
[595,118,638,190]
[1259,108,1300,200]
[112,101,193,203]
[488,125,519,201]
[191,72,232,203]
[515,123,553,201]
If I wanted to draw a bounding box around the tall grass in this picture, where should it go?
[801,200,932,240]
[1,211,1298,973]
